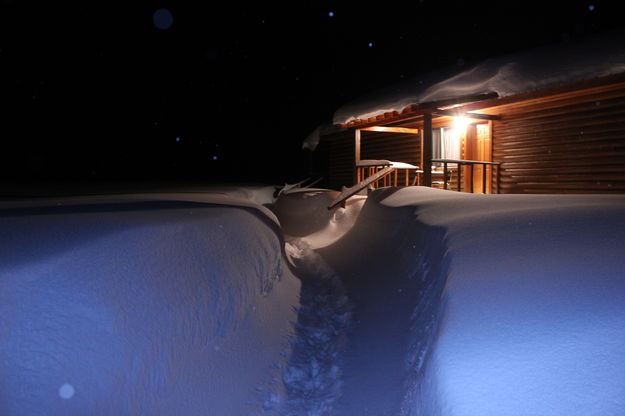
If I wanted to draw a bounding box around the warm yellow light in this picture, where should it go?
[452,115,471,131]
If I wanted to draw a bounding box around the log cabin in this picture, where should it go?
[308,30,625,194]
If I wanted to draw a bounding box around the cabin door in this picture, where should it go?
[463,122,492,193]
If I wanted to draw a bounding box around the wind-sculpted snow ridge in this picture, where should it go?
[281,238,353,416]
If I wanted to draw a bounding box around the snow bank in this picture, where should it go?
[317,187,625,415]
[0,195,300,415]
[384,188,625,415]
[334,30,625,125]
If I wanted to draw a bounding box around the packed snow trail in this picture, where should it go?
[274,188,448,416]
[313,190,449,416]
[282,239,352,415]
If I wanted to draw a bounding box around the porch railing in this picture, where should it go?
[432,158,501,194]
[356,160,423,188]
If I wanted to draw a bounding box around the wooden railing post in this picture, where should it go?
[353,129,361,185]
[422,112,433,187]
[483,164,487,194]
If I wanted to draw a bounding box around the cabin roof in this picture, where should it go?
[333,30,625,129]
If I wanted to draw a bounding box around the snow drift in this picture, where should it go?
[314,187,625,415]
[0,195,300,415]
[4,184,625,415]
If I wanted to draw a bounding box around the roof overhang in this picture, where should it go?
[334,71,625,131]
[336,92,499,129]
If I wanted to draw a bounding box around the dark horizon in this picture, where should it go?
[2,1,624,193]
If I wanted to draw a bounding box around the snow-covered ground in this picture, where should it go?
[3,185,625,415]
[0,189,299,415]
[315,187,625,415]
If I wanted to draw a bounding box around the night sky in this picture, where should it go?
[2,1,624,191]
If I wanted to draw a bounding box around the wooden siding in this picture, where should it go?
[361,131,420,165]
[319,79,625,193]
[491,84,625,193]
[319,130,354,190]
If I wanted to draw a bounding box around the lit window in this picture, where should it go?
[432,127,461,163]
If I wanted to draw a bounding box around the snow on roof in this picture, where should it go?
[333,30,625,126]
[302,121,339,151]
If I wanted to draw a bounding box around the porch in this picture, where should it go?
[351,110,501,191]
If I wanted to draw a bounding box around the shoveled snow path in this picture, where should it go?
[277,190,446,416]
[282,239,353,416]
[313,191,447,416]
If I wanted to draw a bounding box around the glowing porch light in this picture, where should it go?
[452,115,471,131]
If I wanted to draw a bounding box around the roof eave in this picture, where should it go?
[334,71,625,131]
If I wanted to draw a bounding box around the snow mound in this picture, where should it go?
[334,30,625,125]
[0,199,300,415]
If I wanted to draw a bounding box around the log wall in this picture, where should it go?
[319,80,625,193]
[490,82,625,193]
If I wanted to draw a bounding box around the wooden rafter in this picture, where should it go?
[433,109,501,120]
[358,126,420,134]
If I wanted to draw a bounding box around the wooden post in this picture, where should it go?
[487,120,493,194]
[354,129,361,185]
[482,164,487,194]
[422,112,433,187]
